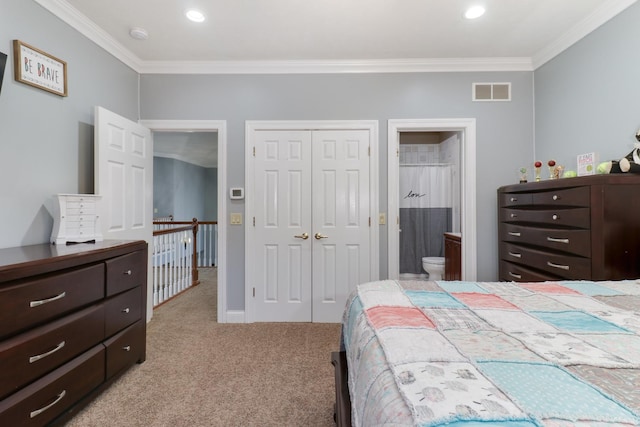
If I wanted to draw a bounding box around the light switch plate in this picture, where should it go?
[230,213,242,225]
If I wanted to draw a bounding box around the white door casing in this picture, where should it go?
[139,120,228,323]
[95,106,153,321]
[246,121,379,323]
[387,118,477,282]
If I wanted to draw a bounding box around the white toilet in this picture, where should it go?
[422,257,445,281]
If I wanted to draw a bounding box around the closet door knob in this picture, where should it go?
[294,233,309,240]
[314,233,328,240]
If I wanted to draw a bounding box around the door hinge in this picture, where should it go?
[369,217,371,227]
[253,287,255,297]
[253,146,256,157]
[396,148,399,157]
[368,146,371,156]
[253,217,255,226]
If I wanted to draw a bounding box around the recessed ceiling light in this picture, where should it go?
[129,27,148,40]
[464,5,485,19]
[185,9,205,23]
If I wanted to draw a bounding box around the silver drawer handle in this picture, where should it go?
[510,213,517,218]
[547,261,570,270]
[510,197,517,202]
[552,195,559,201]
[547,237,569,244]
[508,231,521,237]
[122,308,130,314]
[508,251,522,258]
[124,270,132,275]
[552,214,559,220]
[29,341,66,364]
[30,292,66,308]
[123,345,131,352]
[509,272,522,279]
[30,390,66,418]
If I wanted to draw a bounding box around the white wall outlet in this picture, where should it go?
[230,213,242,225]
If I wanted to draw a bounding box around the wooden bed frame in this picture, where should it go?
[331,351,351,427]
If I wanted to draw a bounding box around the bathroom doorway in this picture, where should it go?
[398,131,461,279]
[387,119,477,282]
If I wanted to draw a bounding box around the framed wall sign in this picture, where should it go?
[13,40,67,97]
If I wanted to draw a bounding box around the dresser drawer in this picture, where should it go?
[500,261,562,282]
[0,304,104,400]
[531,186,590,207]
[105,320,145,379]
[0,264,105,340]
[499,192,533,207]
[502,243,591,279]
[105,287,141,337]
[499,223,591,257]
[66,203,97,215]
[105,250,146,296]
[499,207,590,228]
[0,345,104,427]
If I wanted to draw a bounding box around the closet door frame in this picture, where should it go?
[245,120,379,323]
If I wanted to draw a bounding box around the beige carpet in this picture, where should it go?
[65,268,342,427]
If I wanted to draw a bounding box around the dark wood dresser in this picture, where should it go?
[0,240,147,426]
[444,232,462,280]
[498,174,640,282]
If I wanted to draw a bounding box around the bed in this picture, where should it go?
[333,279,640,426]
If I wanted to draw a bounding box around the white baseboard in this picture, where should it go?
[225,310,246,323]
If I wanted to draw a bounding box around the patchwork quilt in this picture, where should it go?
[341,279,640,426]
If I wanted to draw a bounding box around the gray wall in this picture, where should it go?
[153,156,217,221]
[535,1,640,167]
[140,72,535,310]
[0,0,138,249]
[10,0,634,316]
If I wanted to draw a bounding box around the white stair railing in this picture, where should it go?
[152,219,197,307]
[151,218,217,308]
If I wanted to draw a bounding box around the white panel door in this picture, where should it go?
[95,106,153,320]
[253,131,313,322]
[251,128,371,322]
[311,130,370,322]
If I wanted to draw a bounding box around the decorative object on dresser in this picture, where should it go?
[0,240,147,426]
[50,194,103,245]
[444,232,461,280]
[498,174,640,282]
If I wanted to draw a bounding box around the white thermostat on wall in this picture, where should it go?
[229,187,244,200]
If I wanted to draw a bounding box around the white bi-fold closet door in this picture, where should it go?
[249,128,371,322]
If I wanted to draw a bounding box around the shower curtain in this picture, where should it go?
[399,165,453,274]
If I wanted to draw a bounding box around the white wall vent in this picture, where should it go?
[472,83,511,101]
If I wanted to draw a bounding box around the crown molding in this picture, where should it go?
[36,0,636,75]
[33,0,142,71]
[532,0,637,69]
[137,57,534,74]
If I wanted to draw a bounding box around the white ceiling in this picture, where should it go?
[154,132,218,168]
[41,0,636,73]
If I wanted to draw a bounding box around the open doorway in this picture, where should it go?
[388,119,477,282]
[140,119,228,323]
[397,131,461,279]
